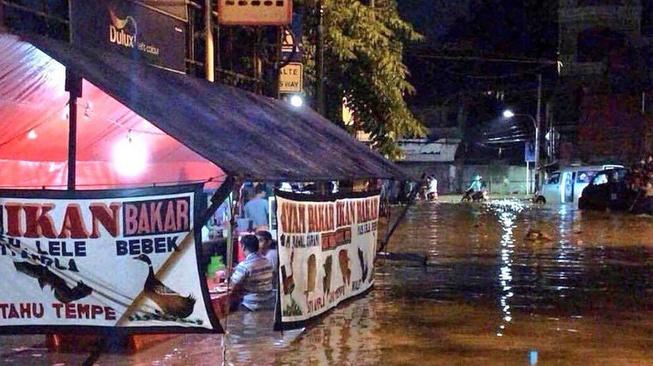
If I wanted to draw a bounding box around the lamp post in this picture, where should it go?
[503,109,540,195]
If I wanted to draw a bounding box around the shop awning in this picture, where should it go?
[0,33,408,188]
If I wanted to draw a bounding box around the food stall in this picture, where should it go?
[0,32,409,352]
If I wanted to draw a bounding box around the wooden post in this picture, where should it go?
[0,2,5,32]
[274,26,282,99]
[316,0,325,114]
[215,7,221,82]
[205,0,214,82]
[188,5,195,75]
[65,70,82,190]
[226,178,244,278]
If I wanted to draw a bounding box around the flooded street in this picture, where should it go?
[3,200,653,365]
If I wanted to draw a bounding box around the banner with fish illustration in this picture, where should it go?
[0,184,223,334]
[274,190,380,330]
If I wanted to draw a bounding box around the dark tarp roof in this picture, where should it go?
[22,34,409,181]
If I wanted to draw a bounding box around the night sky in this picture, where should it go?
[398,1,560,160]
[398,0,558,103]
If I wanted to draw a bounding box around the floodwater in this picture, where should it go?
[2,200,653,365]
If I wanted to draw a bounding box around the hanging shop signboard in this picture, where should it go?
[217,0,292,25]
[0,184,223,334]
[274,191,380,330]
[70,0,187,73]
[279,62,303,93]
[136,0,188,21]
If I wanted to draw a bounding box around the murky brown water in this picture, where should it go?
[3,200,653,365]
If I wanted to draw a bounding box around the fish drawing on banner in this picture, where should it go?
[133,254,196,319]
[322,255,332,297]
[358,247,368,283]
[338,249,351,287]
[13,261,93,303]
[281,244,296,296]
[305,254,316,302]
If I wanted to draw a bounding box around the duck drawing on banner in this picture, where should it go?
[133,254,196,319]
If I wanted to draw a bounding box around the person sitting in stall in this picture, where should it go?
[229,235,275,311]
[244,184,269,231]
[257,230,278,287]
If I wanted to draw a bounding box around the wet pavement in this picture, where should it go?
[2,200,653,365]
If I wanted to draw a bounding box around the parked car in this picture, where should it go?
[538,164,623,207]
[578,168,633,211]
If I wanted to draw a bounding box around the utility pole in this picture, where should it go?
[0,2,5,31]
[316,0,325,115]
[534,73,542,193]
[204,0,214,82]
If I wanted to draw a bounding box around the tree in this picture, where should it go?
[301,0,425,158]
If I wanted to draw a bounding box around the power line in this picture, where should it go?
[443,63,552,79]
[415,53,559,65]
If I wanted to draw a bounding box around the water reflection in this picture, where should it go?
[2,202,653,365]
[496,204,517,335]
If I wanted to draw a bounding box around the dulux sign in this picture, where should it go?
[70,0,187,73]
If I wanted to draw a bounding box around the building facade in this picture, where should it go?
[557,0,652,163]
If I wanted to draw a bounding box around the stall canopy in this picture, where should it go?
[0,33,409,189]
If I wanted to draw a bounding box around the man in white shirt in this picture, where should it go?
[257,230,278,289]
[230,235,275,311]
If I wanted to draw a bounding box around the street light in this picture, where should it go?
[503,109,537,131]
[289,95,304,108]
[503,108,540,195]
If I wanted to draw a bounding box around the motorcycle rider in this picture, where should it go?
[469,175,484,192]
[426,175,438,201]
[463,175,486,202]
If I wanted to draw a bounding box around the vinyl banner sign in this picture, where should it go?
[274,191,379,330]
[70,0,187,73]
[0,185,222,334]
[218,0,292,25]
[138,0,188,21]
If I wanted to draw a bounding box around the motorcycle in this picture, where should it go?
[461,188,488,203]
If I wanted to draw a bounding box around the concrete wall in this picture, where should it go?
[398,162,531,195]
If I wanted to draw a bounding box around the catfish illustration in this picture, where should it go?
[358,248,368,283]
[338,249,351,287]
[322,255,333,296]
[304,254,317,301]
[281,249,296,295]
[14,262,93,303]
